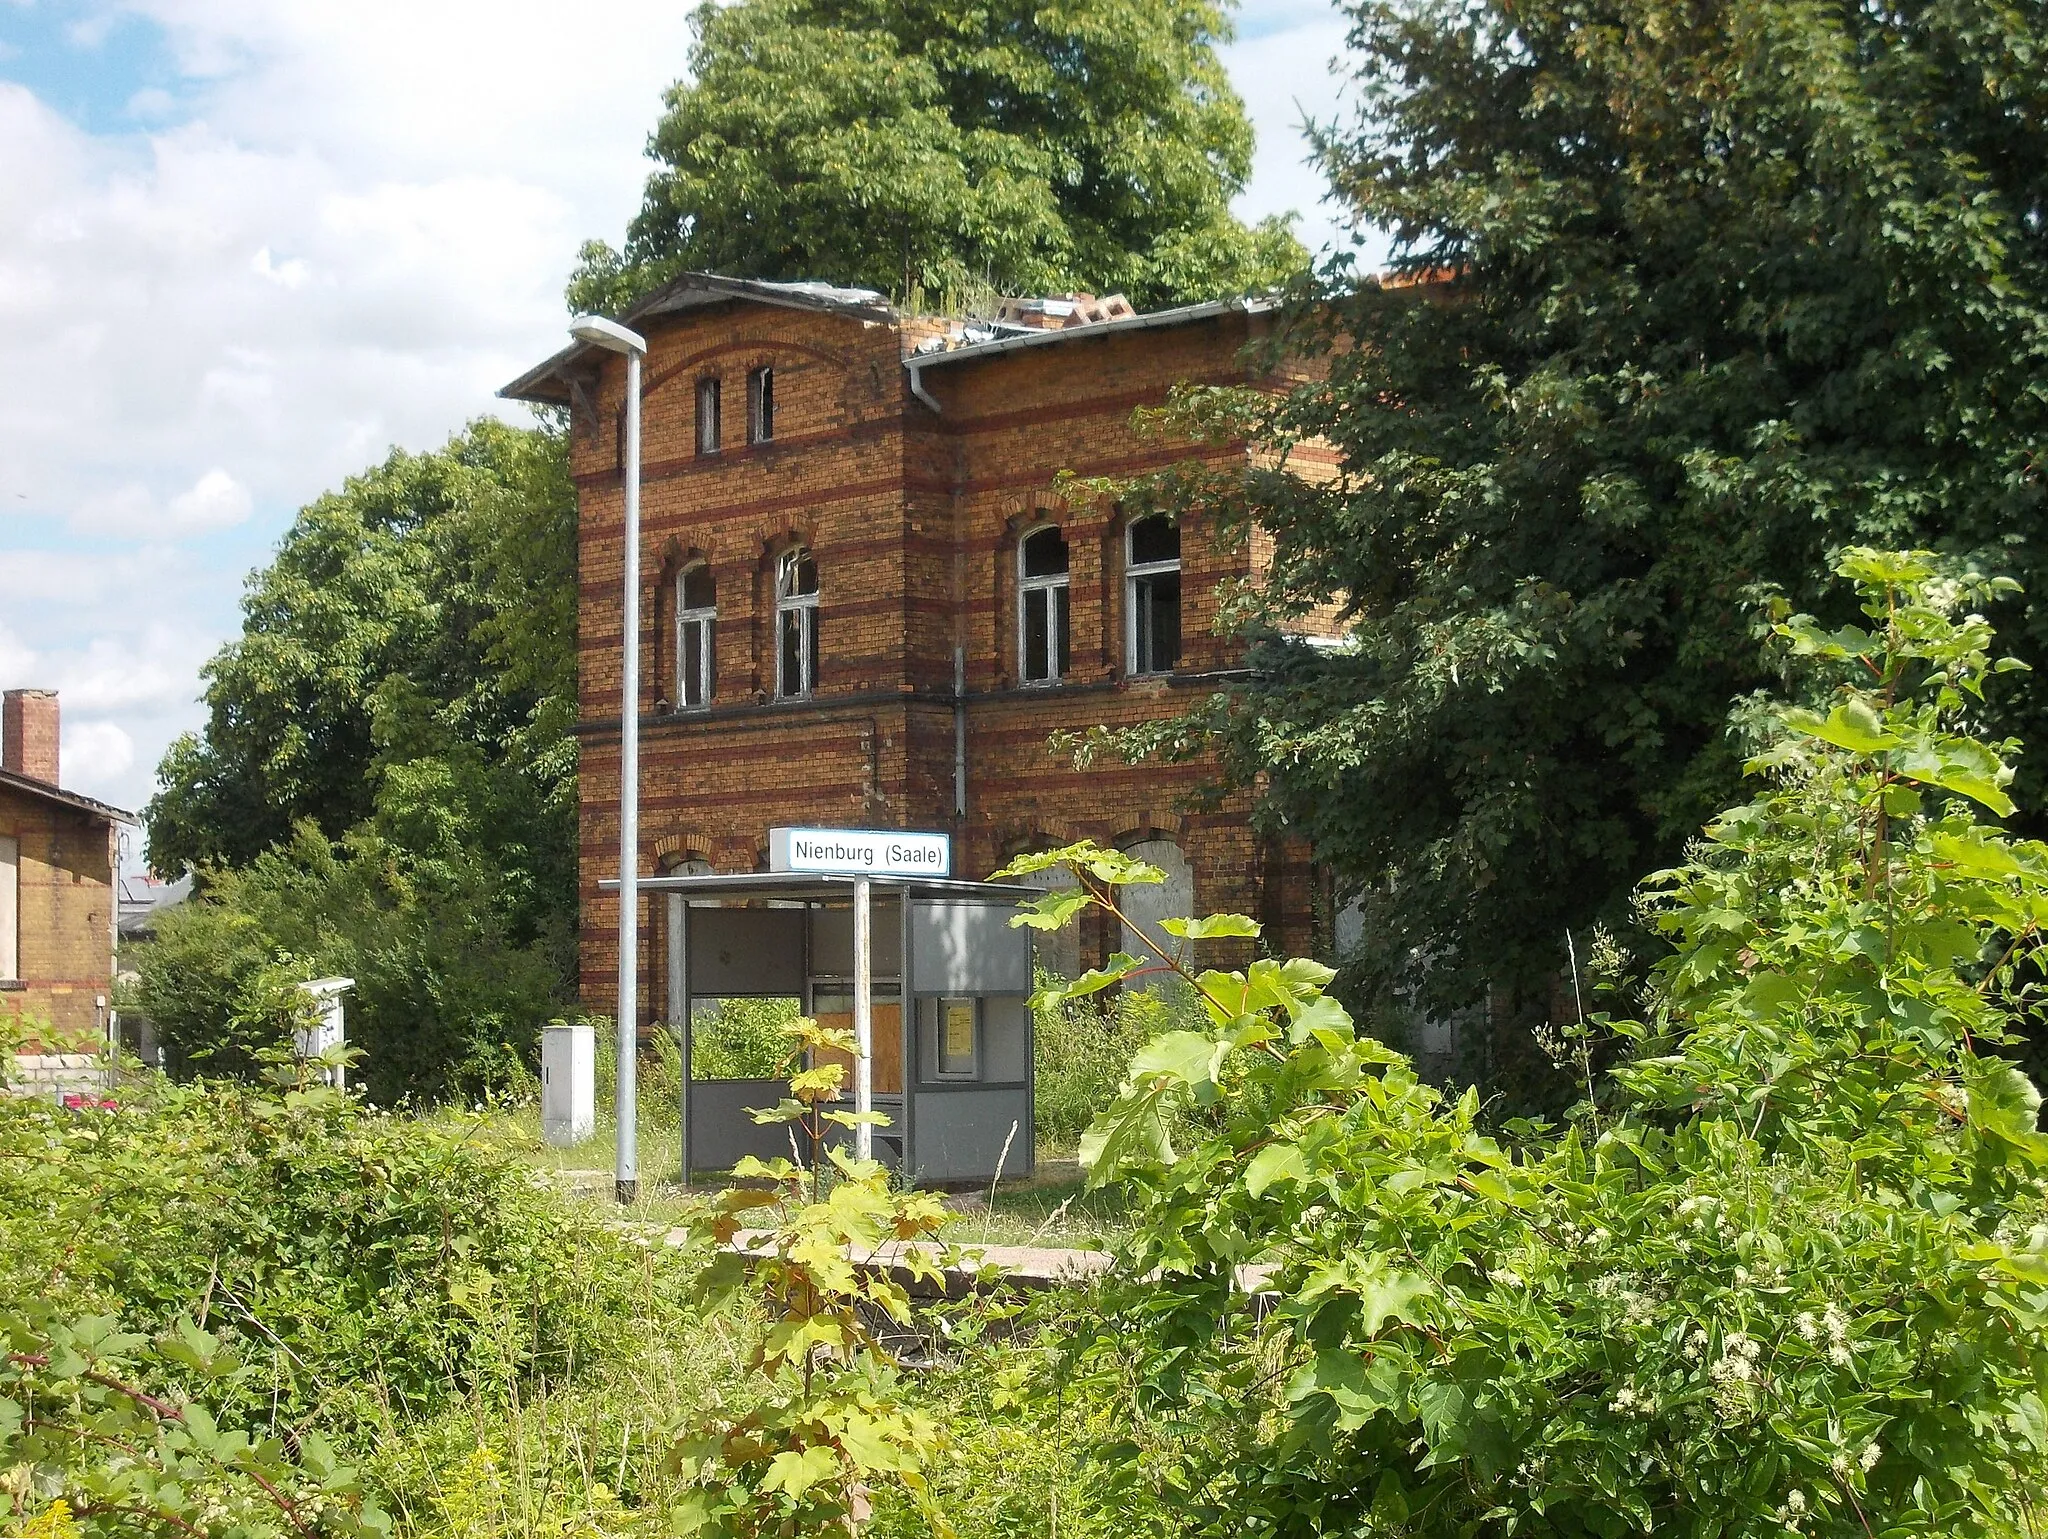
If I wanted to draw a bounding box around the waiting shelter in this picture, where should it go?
[609,832,1037,1186]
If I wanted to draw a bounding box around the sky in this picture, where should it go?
[0,0,1366,842]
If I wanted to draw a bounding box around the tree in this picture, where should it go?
[1019,551,2048,1536]
[145,419,577,950]
[567,0,1305,314]
[138,421,579,1098]
[1098,0,2048,1035]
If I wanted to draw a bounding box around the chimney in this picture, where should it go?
[2,689,59,785]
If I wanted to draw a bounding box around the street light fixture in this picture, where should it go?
[570,312,648,1204]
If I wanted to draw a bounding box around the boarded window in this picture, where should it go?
[0,834,16,980]
[1118,838,1193,992]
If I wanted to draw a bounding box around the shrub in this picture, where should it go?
[133,822,567,1104]
[1033,977,1206,1153]
[1005,550,2048,1537]
[0,1071,681,1441]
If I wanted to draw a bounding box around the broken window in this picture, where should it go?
[1126,515,1181,675]
[676,562,716,709]
[776,547,820,699]
[695,377,721,455]
[1018,525,1070,684]
[748,366,774,444]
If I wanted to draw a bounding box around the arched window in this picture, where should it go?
[775,547,820,699]
[675,562,716,709]
[1018,525,1070,684]
[1125,516,1181,675]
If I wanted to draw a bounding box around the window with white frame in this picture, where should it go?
[0,833,17,981]
[1125,515,1181,675]
[776,547,820,698]
[1018,525,1070,684]
[675,562,716,709]
[747,365,774,444]
[695,377,721,455]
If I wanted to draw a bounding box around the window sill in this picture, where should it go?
[0,980,26,992]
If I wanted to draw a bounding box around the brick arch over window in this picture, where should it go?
[1108,810,1185,847]
[643,337,854,401]
[653,829,718,873]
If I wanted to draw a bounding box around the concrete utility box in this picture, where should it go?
[296,977,353,1089]
[542,1021,596,1146]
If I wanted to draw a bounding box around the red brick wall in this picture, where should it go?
[569,298,1322,1020]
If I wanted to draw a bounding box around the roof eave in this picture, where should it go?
[499,272,897,404]
[0,768,135,825]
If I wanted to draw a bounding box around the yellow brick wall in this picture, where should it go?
[0,784,116,1047]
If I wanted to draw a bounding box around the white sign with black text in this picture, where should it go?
[768,827,952,878]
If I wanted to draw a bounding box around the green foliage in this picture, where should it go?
[568,0,1304,313]
[138,418,577,1101]
[133,824,560,1103]
[1033,970,1207,1153]
[1021,553,2048,1535]
[1,1306,391,1538]
[668,1013,956,1536]
[1092,0,2048,1023]
[689,998,804,1081]
[0,1076,671,1442]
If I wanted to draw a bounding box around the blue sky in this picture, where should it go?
[0,0,1364,834]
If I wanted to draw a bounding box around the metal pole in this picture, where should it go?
[671,894,691,1189]
[616,346,642,1205]
[853,876,873,1162]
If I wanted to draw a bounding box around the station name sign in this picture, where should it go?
[768,827,951,878]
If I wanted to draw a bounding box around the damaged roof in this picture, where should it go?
[499,271,1277,406]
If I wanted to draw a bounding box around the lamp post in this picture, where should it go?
[569,312,647,1204]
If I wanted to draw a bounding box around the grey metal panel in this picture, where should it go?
[910,901,1030,994]
[811,901,902,977]
[981,995,1030,1083]
[909,1085,1033,1182]
[689,908,806,994]
[687,1079,795,1170]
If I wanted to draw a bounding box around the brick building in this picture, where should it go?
[1,689,130,1047]
[503,274,1327,1022]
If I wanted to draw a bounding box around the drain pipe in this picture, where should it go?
[953,647,967,819]
[907,355,942,416]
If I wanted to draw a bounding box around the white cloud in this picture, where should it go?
[62,719,137,788]
[2,0,1352,818]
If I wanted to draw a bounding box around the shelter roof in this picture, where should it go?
[598,871,1036,902]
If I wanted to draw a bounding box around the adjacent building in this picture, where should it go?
[502,274,1333,1024]
[1,689,131,1048]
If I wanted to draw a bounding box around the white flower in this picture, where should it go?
[1786,1490,1807,1516]
[1860,1443,1881,1472]
[1794,1312,1819,1342]
[1822,1305,1849,1342]
[1492,1267,1524,1288]
[1828,1342,1853,1368]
